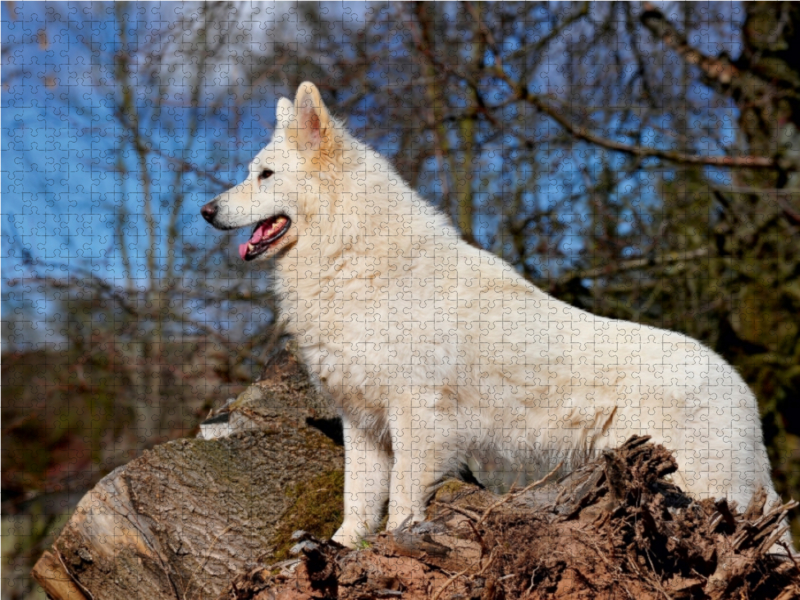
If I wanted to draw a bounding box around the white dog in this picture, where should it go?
[202,82,785,549]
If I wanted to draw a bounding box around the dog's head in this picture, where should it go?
[201,81,342,261]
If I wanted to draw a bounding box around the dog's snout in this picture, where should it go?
[201,202,218,224]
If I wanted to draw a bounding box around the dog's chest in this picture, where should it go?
[274,255,409,386]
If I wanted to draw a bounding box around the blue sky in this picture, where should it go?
[2,2,745,344]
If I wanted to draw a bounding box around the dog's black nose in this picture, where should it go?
[201,202,218,224]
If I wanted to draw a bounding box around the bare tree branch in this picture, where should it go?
[524,92,779,169]
[640,3,739,89]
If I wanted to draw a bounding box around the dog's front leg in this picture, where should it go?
[385,394,441,531]
[331,413,391,548]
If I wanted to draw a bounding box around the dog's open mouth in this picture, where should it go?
[238,215,291,261]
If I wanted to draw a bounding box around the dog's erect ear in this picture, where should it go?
[276,98,294,130]
[293,81,334,152]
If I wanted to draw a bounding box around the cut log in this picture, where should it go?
[32,343,344,600]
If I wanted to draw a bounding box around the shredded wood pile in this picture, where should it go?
[220,437,799,600]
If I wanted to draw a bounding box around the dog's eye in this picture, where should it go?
[258,169,274,181]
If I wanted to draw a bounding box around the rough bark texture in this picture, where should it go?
[31,343,344,600]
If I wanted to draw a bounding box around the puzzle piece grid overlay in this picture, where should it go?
[2,2,799,595]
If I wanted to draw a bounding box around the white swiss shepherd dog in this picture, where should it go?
[202,82,789,550]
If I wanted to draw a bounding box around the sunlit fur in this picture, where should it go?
[206,82,785,550]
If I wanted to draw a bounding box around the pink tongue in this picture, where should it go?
[238,221,273,260]
[251,223,268,244]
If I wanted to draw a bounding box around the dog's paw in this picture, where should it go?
[331,522,364,549]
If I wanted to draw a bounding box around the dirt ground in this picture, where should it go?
[220,437,800,600]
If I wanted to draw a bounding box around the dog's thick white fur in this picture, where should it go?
[203,82,785,549]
